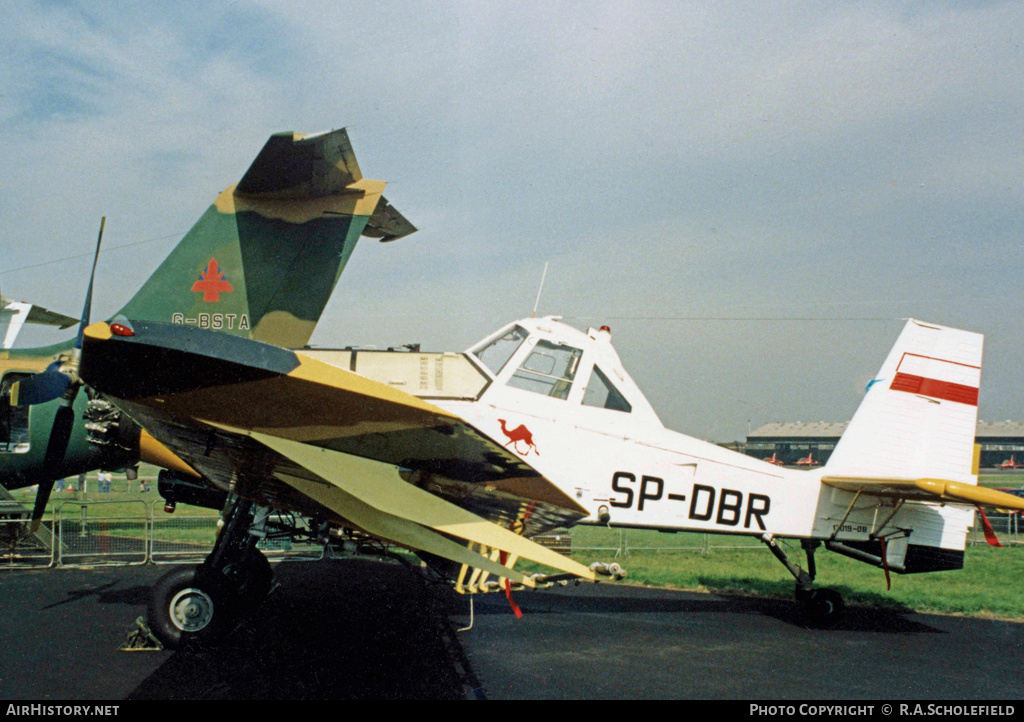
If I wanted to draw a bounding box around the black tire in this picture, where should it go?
[147,565,238,650]
[805,588,844,628]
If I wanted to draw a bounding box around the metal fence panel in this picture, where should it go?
[150,510,220,564]
[56,500,150,566]
[1,499,1017,569]
[0,517,55,568]
[970,513,1020,546]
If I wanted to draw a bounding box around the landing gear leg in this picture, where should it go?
[760,535,844,628]
[148,496,274,650]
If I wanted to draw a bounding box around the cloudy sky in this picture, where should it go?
[3,1,1022,441]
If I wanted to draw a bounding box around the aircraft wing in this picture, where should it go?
[822,476,1024,511]
[78,320,593,583]
[21,305,79,329]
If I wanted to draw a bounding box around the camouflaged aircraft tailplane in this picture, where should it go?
[115,129,415,349]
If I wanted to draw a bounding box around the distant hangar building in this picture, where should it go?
[745,420,1024,468]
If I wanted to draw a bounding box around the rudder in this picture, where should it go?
[115,128,415,349]
[825,319,982,485]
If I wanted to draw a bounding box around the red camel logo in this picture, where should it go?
[191,258,233,302]
[498,419,539,456]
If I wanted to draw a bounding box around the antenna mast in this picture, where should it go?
[531,262,549,318]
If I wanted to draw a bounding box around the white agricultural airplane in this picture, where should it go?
[330,314,1024,626]
[38,126,1022,645]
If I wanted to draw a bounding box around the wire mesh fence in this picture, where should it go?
[56,500,150,566]
[970,512,1021,546]
[149,510,220,564]
[0,499,340,568]
[0,517,56,568]
[568,514,1019,558]
[0,497,1018,570]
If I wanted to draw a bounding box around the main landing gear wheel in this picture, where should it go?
[146,497,278,649]
[805,588,844,628]
[147,566,239,650]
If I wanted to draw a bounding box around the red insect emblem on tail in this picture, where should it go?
[498,419,539,456]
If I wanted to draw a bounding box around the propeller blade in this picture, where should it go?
[28,478,56,532]
[28,398,79,529]
[75,216,105,350]
[18,216,105,531]
[10,361,71,406]
[10,216,105,407]
[44,397,77,468]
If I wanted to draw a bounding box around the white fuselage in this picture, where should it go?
[433,317,826,539]
[324,314,979,565]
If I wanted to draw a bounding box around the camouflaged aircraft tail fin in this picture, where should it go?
[115,128,415,348]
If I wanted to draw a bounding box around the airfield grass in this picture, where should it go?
[9,470,1024,620]
[529,471,1024,622]
[8,468,220,548]
[561,526,1024,621]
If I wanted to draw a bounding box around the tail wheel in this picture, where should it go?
[147,565,238,650]
[805,588,844,628]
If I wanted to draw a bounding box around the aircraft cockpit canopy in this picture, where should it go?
[468,318,659,426]
[472,324,529,377]
[508,338,582,401]
[582,365,632,412]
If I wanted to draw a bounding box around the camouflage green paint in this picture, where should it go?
[0,128,415,490]
[114,191,370,348]
[0,391,124,488]
[115,128,408,349]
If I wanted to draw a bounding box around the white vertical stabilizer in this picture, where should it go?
[825,319,982,485]
[0,301,31,349]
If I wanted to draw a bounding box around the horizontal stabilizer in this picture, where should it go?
[1,297,79,349]
[235,129,415,240]
[22,305,79,330]
[363,195,417,242]
[822,476,1024,511]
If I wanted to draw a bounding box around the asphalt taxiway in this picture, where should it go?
[0,557,1021,700]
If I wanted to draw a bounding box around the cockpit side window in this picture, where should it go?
[582,366,632,412]
[507,340,583,400]
[0,372,31,452]
[471,325,529,376]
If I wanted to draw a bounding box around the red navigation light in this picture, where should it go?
[600,325,611,335]
[110,322,135,337]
